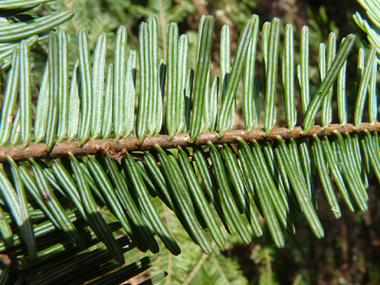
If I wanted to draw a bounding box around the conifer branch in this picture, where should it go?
[1,122,379,163]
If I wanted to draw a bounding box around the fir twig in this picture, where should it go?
[1,122,379,163]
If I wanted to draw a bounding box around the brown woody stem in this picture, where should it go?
[0,122,379,163]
